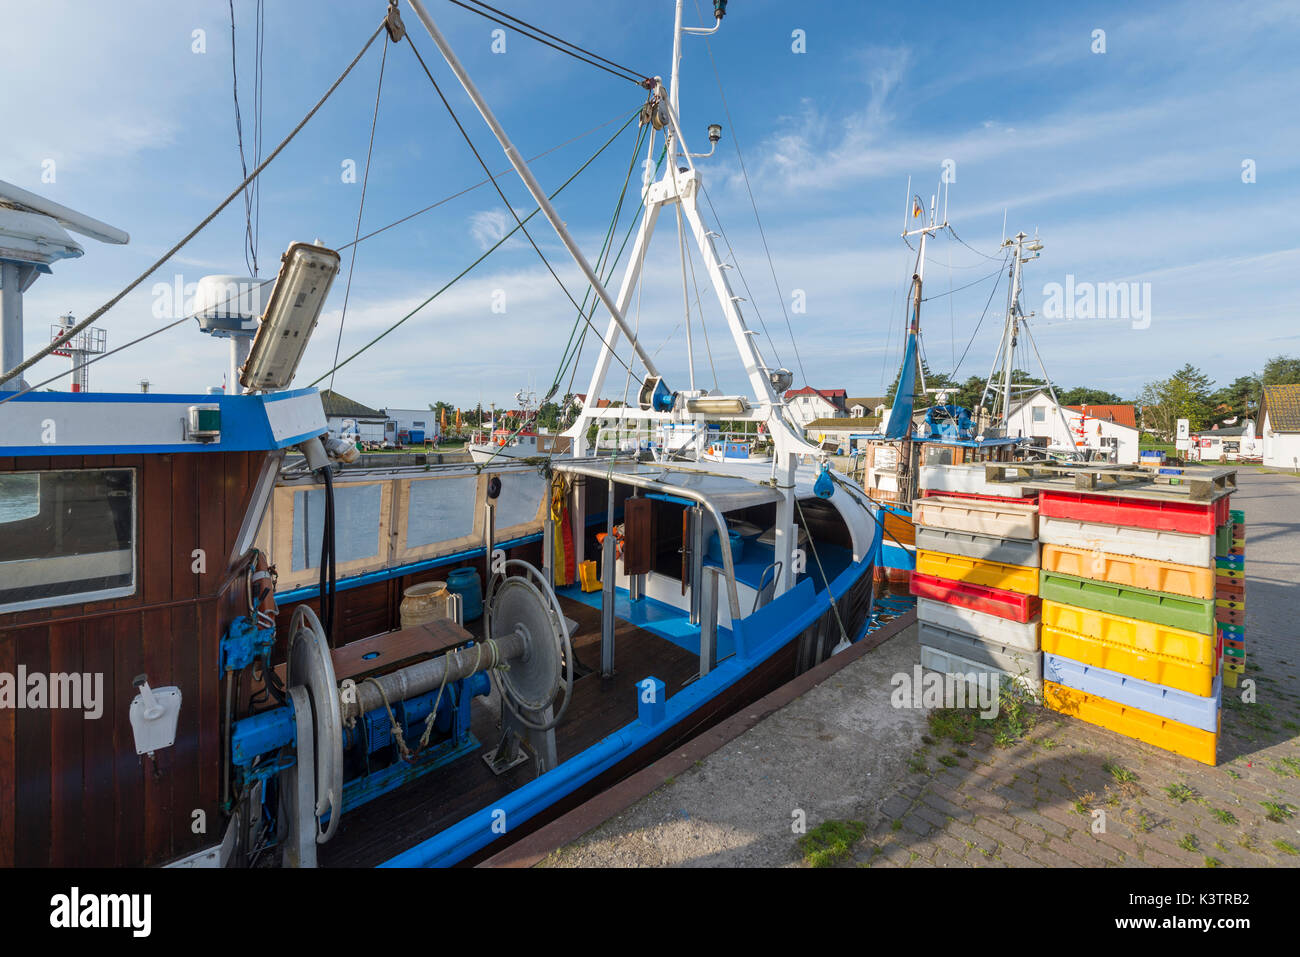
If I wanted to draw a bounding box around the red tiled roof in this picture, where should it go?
[1065,404,1138,429]
[784,387,847,399]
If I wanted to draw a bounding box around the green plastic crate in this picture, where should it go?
[1039,571,1215,635]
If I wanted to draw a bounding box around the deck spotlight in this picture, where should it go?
[240,241,341,391]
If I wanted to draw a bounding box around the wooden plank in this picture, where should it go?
[12,626,51,866]
[168,602,202,862]
[79,614,116,867]
[195,451,227,600]
[196,598,221,841]
[142,454,174,605]
[0,630,13,866]
[223,452,252,567]
[141,605,174,863]
[170,451,200,602]
[47,619,84,868]
[112,611,144,867]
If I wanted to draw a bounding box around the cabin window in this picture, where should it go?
[405,475,477,547]
[1032,407,1046,423]
[291,483,383,571]
[0,468,136,611]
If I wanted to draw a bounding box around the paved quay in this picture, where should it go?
[527,469,1300,868]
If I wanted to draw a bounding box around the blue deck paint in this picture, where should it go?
[555,584,736,660]
[380,557,874,868]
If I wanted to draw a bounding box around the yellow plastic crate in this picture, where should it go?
[1041,601,1216,696]
[915,549,1040,596]
[1041,544,1213,599]
[1043,682,1218,765]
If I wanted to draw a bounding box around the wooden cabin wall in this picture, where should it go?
[0,451,266,868]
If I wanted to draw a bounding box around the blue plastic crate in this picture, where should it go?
[1043,653,1221,732]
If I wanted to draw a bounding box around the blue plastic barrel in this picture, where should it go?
[446,567,483,621]
[706,529,744,565]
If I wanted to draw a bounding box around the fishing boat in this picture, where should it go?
[0,0,883,869]
[851,181,1072,580]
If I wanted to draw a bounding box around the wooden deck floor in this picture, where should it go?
[318,596,698,867]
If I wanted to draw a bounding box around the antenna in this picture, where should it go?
[901,175,912,236]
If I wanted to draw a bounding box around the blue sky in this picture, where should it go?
[4,0,1298,409]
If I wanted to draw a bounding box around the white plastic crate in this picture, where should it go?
[1039,516,1213,567]
[914,495,1039,540]
[918,464,1037,498]
[916,597,1041,652]
[919,643,1042,695]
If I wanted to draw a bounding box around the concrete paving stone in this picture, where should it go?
[1042,835,1112,867]
[911,802,956,832]
[946,819,1000,856]
[973,815,1030,853]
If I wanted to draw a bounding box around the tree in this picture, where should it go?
[1057,386,1125,407]
[1210,375,1260,421]
[535,400,562,431]
[1138,364,1215,439]
[884,357,956,406]
[1261,355,1300,386]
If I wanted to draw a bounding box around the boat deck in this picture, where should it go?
[317,595,698,867]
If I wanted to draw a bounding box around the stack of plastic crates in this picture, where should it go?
[910,464,1043,693]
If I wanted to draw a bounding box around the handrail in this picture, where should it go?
[554,460,742,620]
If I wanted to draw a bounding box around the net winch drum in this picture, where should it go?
[285,605,343,843]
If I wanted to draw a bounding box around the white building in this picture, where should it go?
[1004,389,1139,464]
[383,408,439,445]
[320,389,388,444]
[783,387,847,429]
[1188,421,1260,462]
[1261,384,1300,469]
[848,396,887,419]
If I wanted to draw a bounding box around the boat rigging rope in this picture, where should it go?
[691,0,807,387]
[309,108,644,389]
[328,32,390,398]
[948,251,1010,382]
[683,217,721,391]
[403,31,646,385]
[793,497,850,648]
[697,181,783,372]
[449,123,656,472]
[0,117,628,401]
[229,0,266,276]
[0,20,388,391]
[946,225,1006,262]
[920,262,1005,302]
[446,0,651,87]
[558,137,667,418]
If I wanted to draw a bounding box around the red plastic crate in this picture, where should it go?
[919,489,1038,504]
[1038,490,1216,535]
[1215,496,1231,526]
[1216,581,1245,601]
[909,571,1041,623]
[1215,606,1245,626]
